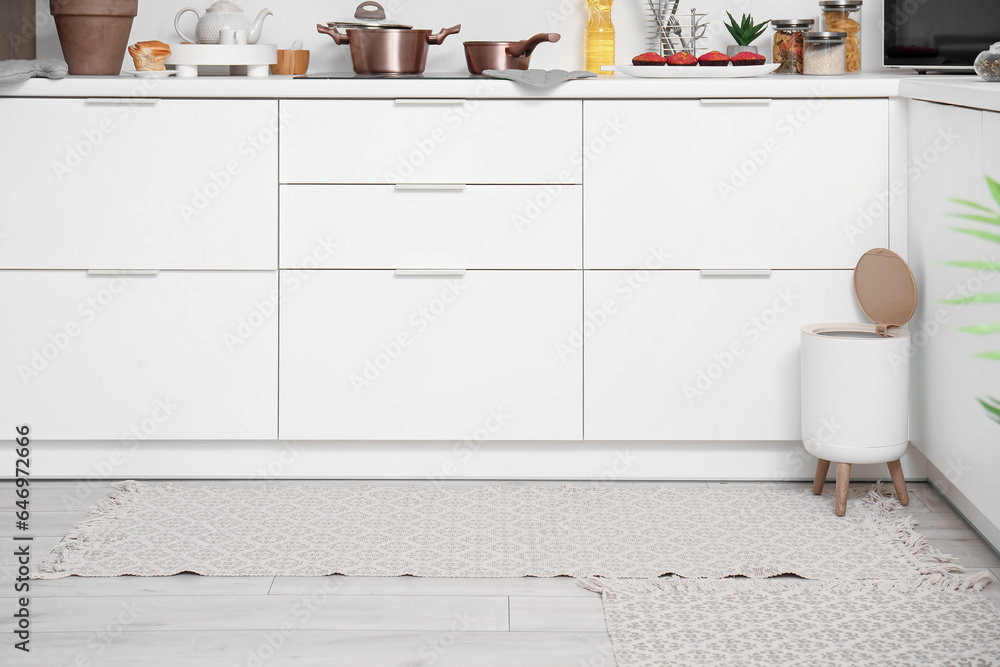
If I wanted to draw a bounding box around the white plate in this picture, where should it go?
[603,64,780,78]
[127,70,176,78]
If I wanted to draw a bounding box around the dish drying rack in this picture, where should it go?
[646,2,710,57]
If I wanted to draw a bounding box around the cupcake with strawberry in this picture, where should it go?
[698,50,730,66]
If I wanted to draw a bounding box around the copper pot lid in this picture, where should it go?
[853,248,918,336]
[327,1,412,30]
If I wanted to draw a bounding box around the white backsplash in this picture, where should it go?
[33,0,886,73]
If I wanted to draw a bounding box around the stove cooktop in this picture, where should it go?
[295,72,482,79]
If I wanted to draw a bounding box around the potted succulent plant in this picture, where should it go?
[723,12,769,57]
[49,0,139,75]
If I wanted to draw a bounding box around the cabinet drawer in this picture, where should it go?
[280,100,583,185]
[280,185,582,269]
[584,270,865,441]
[0,99,277,270]
[279,270,583,440]
[584,99,890,269]
[0,270,277,440]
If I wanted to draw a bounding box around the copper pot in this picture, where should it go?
[463,33,560,75]
[317,23,461,75]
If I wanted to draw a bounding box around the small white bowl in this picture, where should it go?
[127,70,176,79]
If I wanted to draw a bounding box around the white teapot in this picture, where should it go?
[175,1,272,44]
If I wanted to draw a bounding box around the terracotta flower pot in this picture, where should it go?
[50,0,139,75]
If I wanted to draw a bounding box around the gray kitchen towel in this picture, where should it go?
[0,59,69,85]
[482,69,596,87]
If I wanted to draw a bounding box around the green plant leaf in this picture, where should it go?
[988,176,1000,209]
[953,227,1000,244]
[949,197,996,214]
[976,350,1000,361]
[945,261,1000,272]
[724,12,768,45]
[959,323,1000,334]
[979,397,1000,423]
[950,213,1000,226]
[943,292,1000,305]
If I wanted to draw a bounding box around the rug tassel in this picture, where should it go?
[33,480,158,579]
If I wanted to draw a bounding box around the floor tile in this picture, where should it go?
[508,596,607,632]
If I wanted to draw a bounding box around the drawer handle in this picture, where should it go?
[85,98,160,105]
[700,269,773,277]
[699,99,772,106]
[394,99,467,105]
[87,269,161,276]
[395,269,467,276]
[394,184,467,191]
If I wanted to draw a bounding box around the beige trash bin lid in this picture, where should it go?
[853,248,918,337]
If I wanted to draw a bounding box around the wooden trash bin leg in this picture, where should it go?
[813,459,831,495]
[887,460,909,506]
[835,463,852,517]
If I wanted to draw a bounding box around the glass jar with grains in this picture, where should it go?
[803,31,847,76]
[772,19,815,74]
[819,0,862,73]
[975,42,1000,82]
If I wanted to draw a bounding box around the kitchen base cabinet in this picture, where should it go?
[583,99,890,269]
[280,100,583,185]
[0,270,277,440]
[279,270,583,441]
[0,99,278,270]
[584,270,865,441]
[908,101,1000,506]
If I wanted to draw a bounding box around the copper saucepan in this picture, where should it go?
[463,33,560,75]
[316,2,461,75]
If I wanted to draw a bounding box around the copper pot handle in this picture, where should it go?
[316,24,349,44]
[426,24,462,45]
[507,32,560,58]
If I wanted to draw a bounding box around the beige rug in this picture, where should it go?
[580,577,999,667]
[38,482,965,580]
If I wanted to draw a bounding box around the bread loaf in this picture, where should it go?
[128,41,172,72]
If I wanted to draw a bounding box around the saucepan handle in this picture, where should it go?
[316,24,349,44]
[507,32,560,58]
[427,24,462,45]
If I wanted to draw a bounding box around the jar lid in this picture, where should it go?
[804,31,847,41]
[819,0,863,9]
[772,19,815,29]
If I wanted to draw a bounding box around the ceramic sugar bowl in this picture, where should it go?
[975,42,1000,82]
[175,0,272,45]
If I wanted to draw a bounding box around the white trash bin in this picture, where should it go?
[801,248,917,515]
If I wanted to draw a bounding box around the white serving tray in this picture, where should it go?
[603,64,780,78]
[166,44,278,78]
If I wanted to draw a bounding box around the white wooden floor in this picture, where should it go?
[1,480,998,666]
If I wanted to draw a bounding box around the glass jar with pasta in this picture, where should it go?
[772,19,815,74]
[819,0,862,73]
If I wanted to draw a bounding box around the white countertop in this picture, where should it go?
[2,72,998,108]
[1,71,907,100]
[900,76,1000,113]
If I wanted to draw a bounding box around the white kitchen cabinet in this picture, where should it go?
[279,270,582,440]
[908,101,999,487]
[584,270,864,441]
[0,270,277,440]
[583,99,890,269]
[280,184,582,269]
[0,99,278,270]
[279,100,583,185]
